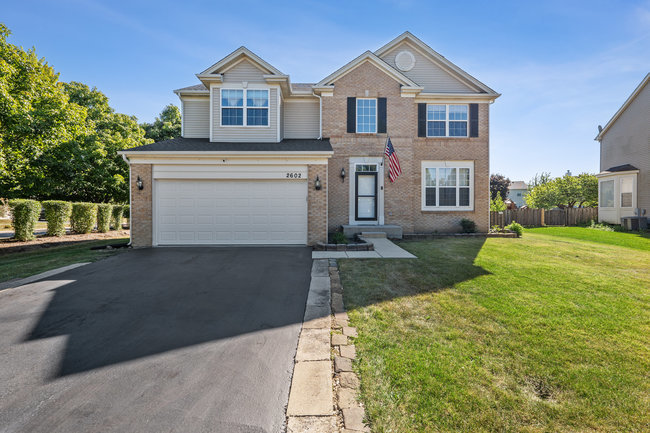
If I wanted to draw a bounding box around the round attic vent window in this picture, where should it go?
[395,50,415,71]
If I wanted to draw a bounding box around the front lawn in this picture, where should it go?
[339,227,650,432]
[0,238,128,283]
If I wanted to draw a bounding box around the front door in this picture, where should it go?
[355,164,378,221]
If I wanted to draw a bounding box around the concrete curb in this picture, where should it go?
[0,262,90,291]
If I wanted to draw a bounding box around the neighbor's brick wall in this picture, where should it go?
[323,61,490,233]
[130,163,152,247]
[308,164,328,244]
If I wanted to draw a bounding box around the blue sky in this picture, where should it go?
[3,0,650,182]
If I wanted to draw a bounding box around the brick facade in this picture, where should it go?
[323,61,490,233]
[130,164,152,248]
[307,164,328,245]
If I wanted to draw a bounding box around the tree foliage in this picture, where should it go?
[526,173,598,209]
[490,195,507,212]
[529,172,551,188]
[490,173,511,200]
[0,25,151,202]
[141,104,181,143]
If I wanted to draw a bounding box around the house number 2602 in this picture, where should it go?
[286,173,302,179]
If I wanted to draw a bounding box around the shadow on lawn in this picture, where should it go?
[340,236,490,310]
[22,247,312,378]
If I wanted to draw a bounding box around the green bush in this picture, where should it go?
[588,220,614,232]
[8,199,41,241]
[96,203,112,233]
[71,202,98,234]
[505,221,524,237]
[460,218,477,233]
[42,200,72,236]
[123,204,130,220]
[111,205,124,230]
[330,231,349,244]
[490,195,507,212]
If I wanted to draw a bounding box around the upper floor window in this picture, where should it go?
[221,89,269,126]
[356,98,377,133]
[427,104,468,137]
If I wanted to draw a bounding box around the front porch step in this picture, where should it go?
[342,224,403,239]
[360,232,387,238]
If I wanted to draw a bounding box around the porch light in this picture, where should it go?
[340,167,346,181]
[314,176,322,190]
[136,176,144,190]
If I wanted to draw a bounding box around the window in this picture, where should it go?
[600,180,614,208]
[422,162,473,210]
[221,89,268,126]
[426,104,468,137]
[356,99,376,133]
[620,177,633,208]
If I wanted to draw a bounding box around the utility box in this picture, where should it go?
[621,216,648,231]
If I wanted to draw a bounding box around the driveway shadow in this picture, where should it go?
[24,247,312,378]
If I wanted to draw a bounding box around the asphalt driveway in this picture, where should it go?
[0,247,312,433]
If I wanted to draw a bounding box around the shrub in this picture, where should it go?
[8,199,41,241]
[123,204,130,220]
[96,203,113,233]
[42,200,72,236]
[490,195,507,212]
[460,218,477,233]
[111,205,124,230]
[588,220,614,232]
[330,231,349,244]
[505,221,524,237]
[71,203,98,234]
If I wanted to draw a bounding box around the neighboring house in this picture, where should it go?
[507,181,528,208]
[119,32,500,247]
[595,73,650,224]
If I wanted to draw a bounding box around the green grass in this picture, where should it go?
[0,218,48,230]
[0,238,128,283]
[339,227,650,432]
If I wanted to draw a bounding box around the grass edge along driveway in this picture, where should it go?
[0,238,129,283]
[339,227,650,432]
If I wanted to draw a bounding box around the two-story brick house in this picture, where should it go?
[120,32,500,247]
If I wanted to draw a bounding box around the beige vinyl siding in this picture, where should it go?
[380,41,476,93]
[283,99,320,139]
[182,97,210,138]
[222,59,267,83]
[211,87,278,142]
[600,82,650,211]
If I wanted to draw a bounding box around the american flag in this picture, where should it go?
[384,137,402,183]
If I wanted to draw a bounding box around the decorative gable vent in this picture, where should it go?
[395,50,415,71]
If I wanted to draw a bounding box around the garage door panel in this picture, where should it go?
[155,179,307,245]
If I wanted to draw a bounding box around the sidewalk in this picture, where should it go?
[312,237,416,259]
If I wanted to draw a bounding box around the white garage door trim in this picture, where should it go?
[153,178,308,246]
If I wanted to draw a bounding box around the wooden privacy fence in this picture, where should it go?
[490,208,598,228]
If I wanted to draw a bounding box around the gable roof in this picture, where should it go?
[375,31,499,96]
[315,50,422,90]
[595,73,650,141]
[509,181,528,190]
[197,46,284,77]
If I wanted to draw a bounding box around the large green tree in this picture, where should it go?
[526,173,598,209]
[141,104,181,142]
[490,173,511,200]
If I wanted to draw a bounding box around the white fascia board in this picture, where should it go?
[595,170,639,178]
[595,73,650,141]
[415,92,500,103]
[315,51,420,88]
[118,150,333,157]
[198,46,284,76]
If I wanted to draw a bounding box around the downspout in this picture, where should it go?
[121,154,133,246]
[312,91,322,139]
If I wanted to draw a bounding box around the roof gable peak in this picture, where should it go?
[197,46,284,77]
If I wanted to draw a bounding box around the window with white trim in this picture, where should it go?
[620,177,633,208]
[422,161,473,210]
[599,180,614,208]
[356,98,377,133]
[427,104,468,137]
[221,89,269,126]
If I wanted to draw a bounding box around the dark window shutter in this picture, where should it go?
[417,103,427,137]
[377,97,387,133]
[470,103,479,137]
[347,97,356,133]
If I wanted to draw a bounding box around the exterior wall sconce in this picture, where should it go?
[340,167,346,182]
[314,175,322,190]
[136,176,144,190]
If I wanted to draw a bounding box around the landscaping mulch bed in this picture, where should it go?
[0,230,130,255]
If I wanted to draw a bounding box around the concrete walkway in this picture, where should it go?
[312,237,416,259]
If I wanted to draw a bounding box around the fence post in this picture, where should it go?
[540,209,545,226]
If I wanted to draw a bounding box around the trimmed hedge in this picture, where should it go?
[71,202,98,234]
[111,205,124,230]
[42,200,72,237]
[8,199,41,241]
[96,203,112,233]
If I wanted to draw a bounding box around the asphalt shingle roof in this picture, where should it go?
[123,137,332,153]
[603,164,638,173]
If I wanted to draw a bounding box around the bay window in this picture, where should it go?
[221,88,269,126]
[422,161,473,210]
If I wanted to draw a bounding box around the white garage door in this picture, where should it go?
[155,179,308,245]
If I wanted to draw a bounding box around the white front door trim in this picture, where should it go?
[348,157,384,225]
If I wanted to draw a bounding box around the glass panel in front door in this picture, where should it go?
[356,174,376,219]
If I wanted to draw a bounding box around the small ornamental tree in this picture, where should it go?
[490,195,507,212]
[96,203,112,233]
[70,203,97,234]
[42,200,72,236]
[8,199,41,241]
[490,173,511,200]
[111,205,124,230]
